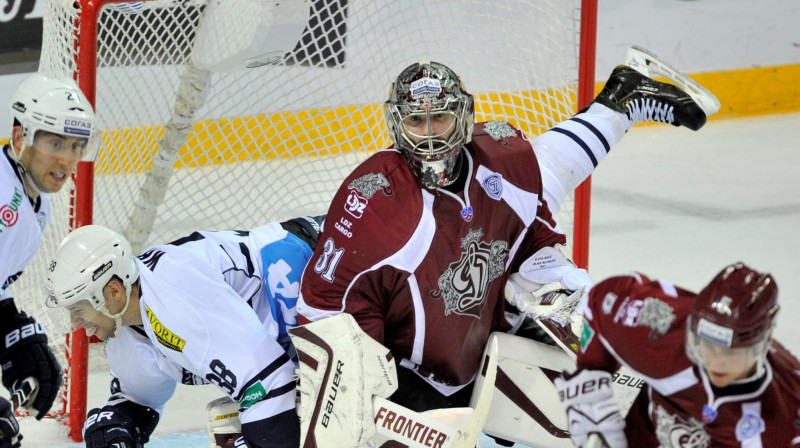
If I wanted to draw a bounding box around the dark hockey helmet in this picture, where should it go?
[384,61,474,189]
[686,263,779,367]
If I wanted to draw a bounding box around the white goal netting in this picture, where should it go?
[12,0,591,439]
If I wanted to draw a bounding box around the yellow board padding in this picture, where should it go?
[96,88,578,175]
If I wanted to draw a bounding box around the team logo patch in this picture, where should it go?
[654,405,710,448]
[637,297,676,340]
[735,412,765,441]
[430,229,508,318]
[481,173,503,200]
[460,206,473,222]
[483,121,517,141]
[146,305,186,352]
[0,187,24,233]
[344,190,368,219]
[348,172,391,199]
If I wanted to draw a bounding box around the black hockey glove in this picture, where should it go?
[0,397,21,448]
[0,300,62,419]
[83,402,160,448]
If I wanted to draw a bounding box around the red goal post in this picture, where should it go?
[22,0,597,441]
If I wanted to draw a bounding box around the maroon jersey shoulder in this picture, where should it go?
[470,121,542,193]
[581,273,695,378]
[300,150,421,311]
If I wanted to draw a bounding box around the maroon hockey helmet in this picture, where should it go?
[689,262,779,349]
[384,61,475,189]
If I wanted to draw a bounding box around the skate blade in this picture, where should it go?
[624,45,721,118]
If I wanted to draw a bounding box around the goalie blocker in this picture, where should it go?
[287,314,497,448]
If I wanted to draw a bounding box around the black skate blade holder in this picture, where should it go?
[624,45,721,118]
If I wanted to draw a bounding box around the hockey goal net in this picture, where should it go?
[14,0,597,441]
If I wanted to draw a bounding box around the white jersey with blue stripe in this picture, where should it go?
[104,222,312,426]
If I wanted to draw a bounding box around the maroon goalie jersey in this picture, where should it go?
[298,121,565,387]
[579,273,800,447]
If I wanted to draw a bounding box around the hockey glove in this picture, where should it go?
[0,300,62,419]
[0,397,21,448]
[83,402,160,448]
[555,369,627,448]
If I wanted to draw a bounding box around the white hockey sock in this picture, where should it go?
[534,103,631,213]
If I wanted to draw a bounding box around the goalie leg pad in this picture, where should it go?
[471,332,576,448]
[288,314,398,448]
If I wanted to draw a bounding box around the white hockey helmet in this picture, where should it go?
[44,225,139,312]
[9,73,95,153]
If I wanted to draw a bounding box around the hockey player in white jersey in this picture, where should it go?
[44,217,323,448]
[0,73,95,446]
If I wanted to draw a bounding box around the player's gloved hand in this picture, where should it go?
[555,369,627,448]
[0,397,21,448]
[0,301,62,419]
[83,403,160,448]
[505,245,592,323]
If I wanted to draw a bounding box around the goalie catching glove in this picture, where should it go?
[83,401,160,448]
[0,300,62,419]
[554,369,627,448]
[505,245,592,354]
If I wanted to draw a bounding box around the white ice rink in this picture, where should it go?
[20,111,800,447]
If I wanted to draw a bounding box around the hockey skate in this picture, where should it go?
[595,46,721,131]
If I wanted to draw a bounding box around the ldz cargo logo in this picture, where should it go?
[146,305,186,352]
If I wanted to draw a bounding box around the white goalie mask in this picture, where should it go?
[9,73,97,161]
[384,61,474,189]
[44,225,139,336]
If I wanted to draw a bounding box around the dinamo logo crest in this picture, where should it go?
[654,405,710,448]
[431,229,508,318]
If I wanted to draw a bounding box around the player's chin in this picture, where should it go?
[707,371,734,387]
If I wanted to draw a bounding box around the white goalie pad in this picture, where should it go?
[192,0,311,72]
[473,333,645,448]
[472,332,576,448]
[371,337,498,448]
[288,314,399,448]
[625,45,721,118]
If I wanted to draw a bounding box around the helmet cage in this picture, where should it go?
[385,61,474,188]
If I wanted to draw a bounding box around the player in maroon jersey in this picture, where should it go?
[298,55,719,415]
[556,262,800,447]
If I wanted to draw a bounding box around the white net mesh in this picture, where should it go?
[14,0,588,435]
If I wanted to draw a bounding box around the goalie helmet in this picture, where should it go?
[685,263,779,370]
[9,73,95,151]
[44,225,139,312]
[384,61,474,189]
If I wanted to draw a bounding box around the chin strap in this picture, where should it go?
[6,144,42,196]
[100,283,134,338]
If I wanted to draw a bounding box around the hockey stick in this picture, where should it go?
[372,338,498,448]
[625,45,721,118]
